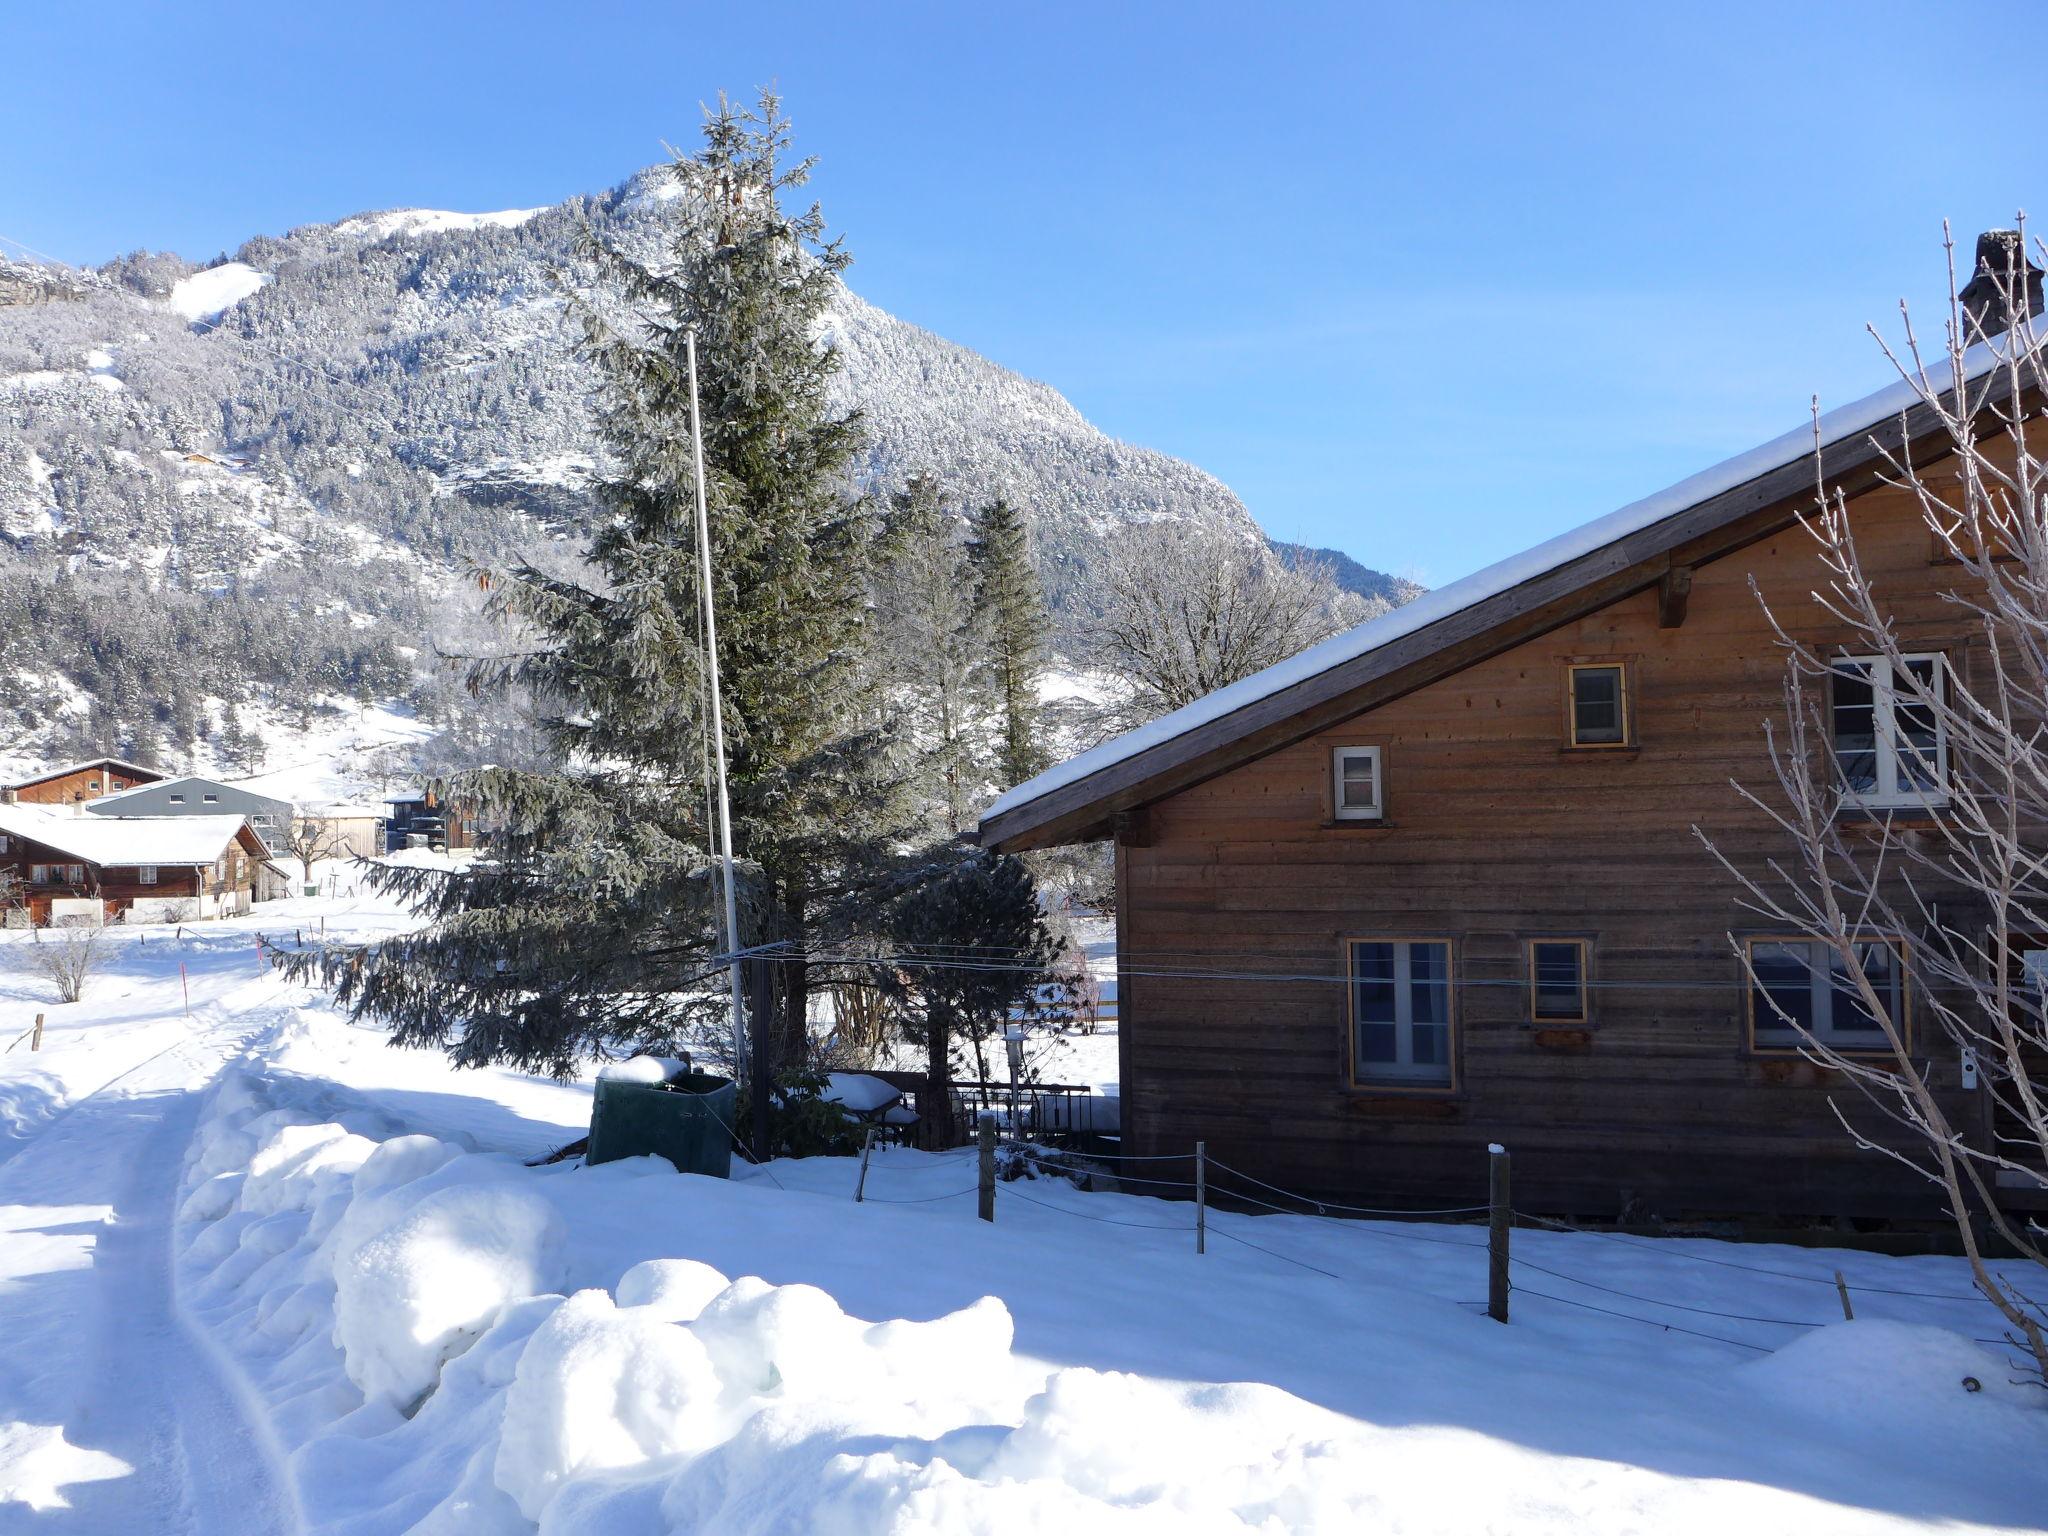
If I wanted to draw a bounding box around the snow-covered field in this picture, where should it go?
[1,885,2043,1532]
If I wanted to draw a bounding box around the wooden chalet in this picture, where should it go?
[5,756,164,806]
[0,805,272,926]
[981,240,2048,1227]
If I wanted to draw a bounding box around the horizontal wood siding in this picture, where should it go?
[1121,468,1993,1221]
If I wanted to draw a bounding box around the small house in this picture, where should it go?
[0,806,274,925]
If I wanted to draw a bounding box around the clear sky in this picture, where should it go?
[4,1,2041,586]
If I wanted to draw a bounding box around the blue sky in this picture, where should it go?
[4,1,2041,585]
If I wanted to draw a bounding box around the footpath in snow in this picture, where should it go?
[1,890,2045,1532]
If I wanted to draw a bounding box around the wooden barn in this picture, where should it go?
[981,259,2046,1228]
[0,806,272,926]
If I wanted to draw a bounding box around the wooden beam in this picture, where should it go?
[1657,566,1693,629]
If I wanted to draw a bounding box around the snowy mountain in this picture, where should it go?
[0,167,1411,771]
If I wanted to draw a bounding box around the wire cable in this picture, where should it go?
[1512,1286,1773,1352]
[862,1186,980,1205]
[1508,1254,1825,1328]
[1204,1153,1489,1217]
[999,1183,1195,1231]
[1205,1222,1345,1280]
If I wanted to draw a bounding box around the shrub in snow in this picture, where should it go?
[332,1180,567,1411]
[616,1258,730,1322]
[493,1288,724,1522]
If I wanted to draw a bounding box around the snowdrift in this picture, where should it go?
[177,1067,1416,1533]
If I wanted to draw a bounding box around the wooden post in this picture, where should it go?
[977,1112,996,1223]
[180,961,189,1015]
[1487,1144,1511,1323]
[1834,1270,1855,1321]
[1195,1141,1207,1255]
[31,1013,43,1052]
[855,1128,876,1203]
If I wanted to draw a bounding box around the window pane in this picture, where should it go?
[1353,943,1396,1024]
[1832,664,1879,793]
[1337,751,1378,809]
[1895,658,1942,794]
[1411,1023,1449,1067]
[1572,667,1624,744]
[1359,1021,1398,1064]
[1752,942,1815,1035]
[1408,942,1450,1024]
[1827,942,1897,1038]
[1532,941,1585,1020]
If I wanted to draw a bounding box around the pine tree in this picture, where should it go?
[967,496,1049,786]
[307,91,896,1078]
[874,473,991,835]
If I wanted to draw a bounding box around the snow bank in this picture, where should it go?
[170,261,271,322]
[174,1064,2048,1536]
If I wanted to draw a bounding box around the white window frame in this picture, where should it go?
[1330,746,1383,821]
[137,865,158,886]
[1347,938,1455,1087]
[168,794,185,804]
[30,864,50,883]
[203,794,218,803]
[1748,936,1905,1051]
[1831,652,1948,810]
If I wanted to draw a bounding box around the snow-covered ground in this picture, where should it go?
[1,886,2043,1531]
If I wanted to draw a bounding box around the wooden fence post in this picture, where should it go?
[977,1112,996,1222]
[854,1128,876,1203]
[31,1013,43,1052]
[1487,1144,1511,1323]
[1195,1141,1207,1255]
[1834,1270,1854,1321]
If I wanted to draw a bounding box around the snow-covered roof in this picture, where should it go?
[982,321,2035,839]
[0,805,253,865]
[7,756,163,791]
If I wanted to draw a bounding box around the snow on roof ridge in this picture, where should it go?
[983,326,2024,828]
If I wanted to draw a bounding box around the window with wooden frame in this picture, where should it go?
[1746,936,1906,1052]
[1347,938,1455,1087]
[1330,746,1383,821]
[1566,663,1630,748]
[136,865,158,886]
[1830,653,1947,810]
[1527,939,1590,1023]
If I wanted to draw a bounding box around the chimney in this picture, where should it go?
[1959,229,2046,341]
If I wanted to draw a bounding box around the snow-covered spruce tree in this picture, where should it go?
[308,92,896,1076]
[968,494,1050,786]
[873,473,994,835]
[1701,226,2048,1383]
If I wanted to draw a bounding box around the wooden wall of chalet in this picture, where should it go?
[1119,467,1991,1222]
[13,765,157,805]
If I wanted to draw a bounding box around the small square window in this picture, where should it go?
[1331,746,1383,820]
[137,865,158,885]
[1568,664,1629,747]
[203,794,218,803]
[1528,940,1590,1023]
[168,795,185,804]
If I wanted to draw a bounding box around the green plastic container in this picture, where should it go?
[585,1071,736,1178]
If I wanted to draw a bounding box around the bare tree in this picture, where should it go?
[1082,525,1361,732]
[280,816,347,878]
[29,923,106,1004]
[1701,223,2048,1383]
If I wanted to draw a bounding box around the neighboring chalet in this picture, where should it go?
[85,776,293,850]
[5,757,163,806]
[0,805,272,925]
[981,238,2047,1228]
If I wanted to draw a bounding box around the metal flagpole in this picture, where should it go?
[685,328,751,1086]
